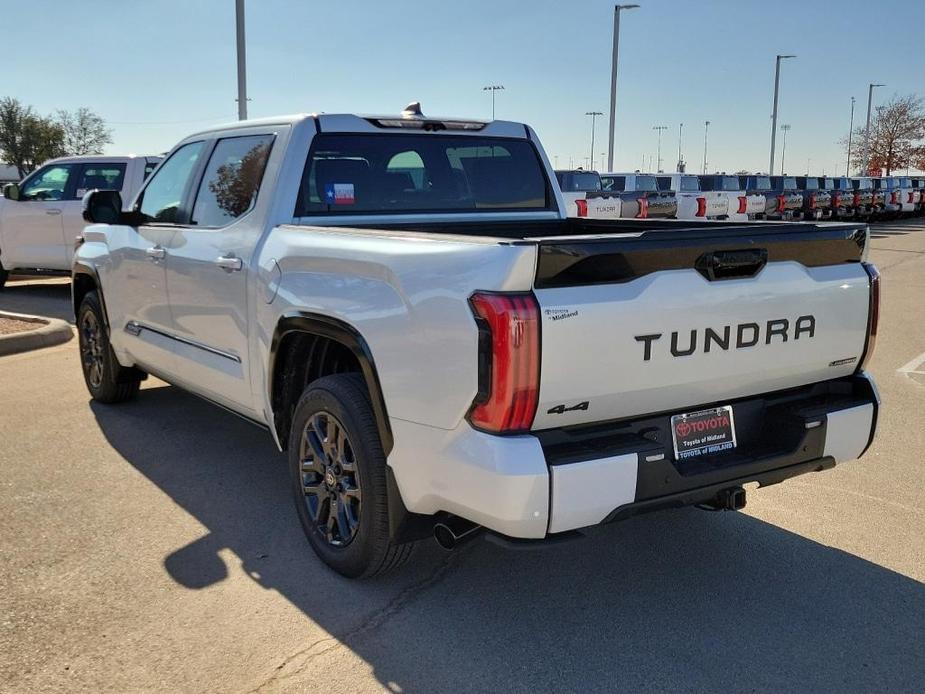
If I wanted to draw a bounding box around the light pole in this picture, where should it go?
[652,125,667,172]
[235,0,248,120]
[779,124,791,175]
[846,96,855,176]
[862,83,884,175]
[607,4,640,172]
[600,152,606,171]
[702,120,710,174]
[586,111,603,172]
[483,85,504,120]
[769,54,796,174]
[677,122,684,171]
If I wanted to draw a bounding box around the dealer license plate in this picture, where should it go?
[670,406,737,460]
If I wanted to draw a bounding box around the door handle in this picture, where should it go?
[145,246,166,261]
[45,209,62,215]
[215,254,243,272]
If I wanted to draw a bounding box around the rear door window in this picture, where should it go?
[191,134,274,227]
[74,163,126,199]
[297,134,552,214]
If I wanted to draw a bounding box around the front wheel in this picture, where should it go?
[288,373,413,578]
[77,291,141,403]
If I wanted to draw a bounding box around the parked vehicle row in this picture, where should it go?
[554,168,925,223]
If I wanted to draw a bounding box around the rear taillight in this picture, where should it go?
[695,197,706,217]
[809,193,817,210]
[910,192,915,204]
[777,194,786,213]
[636,196,649,219]
[468,292,540,433]
[858,263,880,372]
[890,191,898,205]
[575,199,588,217]
[853,192,861,206]
[832,192,841,207]
[737,196,748,214]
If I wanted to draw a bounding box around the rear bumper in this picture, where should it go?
[386,373,879,540]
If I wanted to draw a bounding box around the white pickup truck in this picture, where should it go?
[0,155,160,287]
[554,170,622,219]
[73,107,881,578]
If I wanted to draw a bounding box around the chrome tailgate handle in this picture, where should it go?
[215,254,243,272]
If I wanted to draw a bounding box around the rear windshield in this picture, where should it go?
[635,175,658,192]
[854,179,872,190]
[600,175,624,192]
[900,177,912,186]
[822,178,835,189]
[719,176,740,191]
[780,177,797,191]
[557,171,601,192]
[296,133,552,215]
[799,177,819,190]
[750,176,771,190]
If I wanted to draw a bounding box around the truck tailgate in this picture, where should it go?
[530,224,871,430]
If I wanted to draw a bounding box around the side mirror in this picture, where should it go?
[82,189,123,224]
[3,183,20,200]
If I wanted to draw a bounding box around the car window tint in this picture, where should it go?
[298,134,551,214]
[635,176,658,192]
[601,175,624,191]
[143,160,160,179]
[679,176,699,191]
[20,164,75,201]
[192,135,274,227]
[74,164,126,199]
[138,141,204,223]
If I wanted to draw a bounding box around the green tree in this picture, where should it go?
[840,93,925,175]
[0,97,66,178]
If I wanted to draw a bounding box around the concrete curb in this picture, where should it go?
[0,310,73,357]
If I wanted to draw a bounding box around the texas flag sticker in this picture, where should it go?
[324,183,355,206]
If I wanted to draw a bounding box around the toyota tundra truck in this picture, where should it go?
[73,107,881,578]
[554,169,622,219]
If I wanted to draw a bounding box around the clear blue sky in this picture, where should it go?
[5,0,924,174]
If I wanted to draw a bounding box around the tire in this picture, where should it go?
[77,290,141,403]
[288,373,413,578]
[0,264,8,290]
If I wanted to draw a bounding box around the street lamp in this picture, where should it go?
[779,124,791,175]
[652,125,668,172]
[235,0,248,120]
[769,54,796,174]
[607,4,640,171]
[483,85,505,120]
[677,122,684,172]
[863,83,884,175]
[586,111,603,172]
[846,96,855,176]
[702,120,710,174]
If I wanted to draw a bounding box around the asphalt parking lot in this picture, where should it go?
[1,220,924,693]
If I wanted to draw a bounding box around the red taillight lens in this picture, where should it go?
[468,292,540,433]
[853,192,861,206]
[909,192,915,204]
[832,192,841,207]
[575,199,588,217]
[777,194,786,213]
[809,193,817,210]
[737,196,748,214]
[890,191,898,205]
[636,196,649,219]
[695,197,706,216]
[859,263,880,372]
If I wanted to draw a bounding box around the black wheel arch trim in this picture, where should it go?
[270,311,394,455]
[72,262,110,333]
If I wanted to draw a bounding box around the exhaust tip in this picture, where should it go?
[433,517,481,551]
[433,523,457,551]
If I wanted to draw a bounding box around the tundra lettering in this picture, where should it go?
[636,315,817,361]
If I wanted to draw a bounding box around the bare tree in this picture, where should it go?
[0,97,66,177]
[840,94,925,175]
[56,107,112,156]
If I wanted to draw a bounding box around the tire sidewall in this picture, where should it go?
[288,378,386,578]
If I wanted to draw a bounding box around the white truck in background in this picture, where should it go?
[554,170,622,218]
[0,155,160,287]
[73,107,880,578]
[656,173,728,219]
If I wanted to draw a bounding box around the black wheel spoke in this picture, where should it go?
[297,409,362,548]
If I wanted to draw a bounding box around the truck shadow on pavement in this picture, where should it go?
[90,383,925,694]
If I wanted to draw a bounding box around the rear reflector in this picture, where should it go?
[468,293,540,433]
[695,197,707,217]
[858,263,880,372]
[575,199,588,217]
[737,196,748,214]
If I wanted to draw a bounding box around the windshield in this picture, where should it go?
[297,134,552,215]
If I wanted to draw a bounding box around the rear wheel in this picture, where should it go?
[288,373,413,578]
[77,291,141,403]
